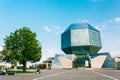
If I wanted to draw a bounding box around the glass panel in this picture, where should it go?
[71,29,90,46]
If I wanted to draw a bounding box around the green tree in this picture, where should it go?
[2,27,42,72]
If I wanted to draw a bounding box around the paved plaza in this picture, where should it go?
[0,69,120,80]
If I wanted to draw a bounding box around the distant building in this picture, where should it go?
[113,56,120,69]
[37,57,54,69]
[0,53,11,68]
[42,57,54,69]
[52,22,116,69]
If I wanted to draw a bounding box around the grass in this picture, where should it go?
[6,70,35,75]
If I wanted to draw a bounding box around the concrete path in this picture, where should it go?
[0,69,120,80]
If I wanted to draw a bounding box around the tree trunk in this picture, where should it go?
[22,61,26,72]
[14,61,17,70]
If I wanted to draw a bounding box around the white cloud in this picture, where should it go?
[114,17,120,23]
[107,17,120,29]
[95,24,106,32]
[97,17,120,30]
[108,20,113,23]
[52,26,61,30]
[95,24,106,38]
[72,19,89,23]
[43,25,62,35]
[108,17,120,24]
[43,26,51,32]
[81,20,89,23]
[52,26,62,35]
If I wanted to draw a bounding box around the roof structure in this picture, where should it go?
[64,22,99,32]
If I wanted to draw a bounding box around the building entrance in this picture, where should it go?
[73,55,91,68]
[73,56,85,68]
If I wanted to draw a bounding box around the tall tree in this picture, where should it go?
[2,27,42,72]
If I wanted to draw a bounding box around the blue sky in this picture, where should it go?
[0,0,120,62]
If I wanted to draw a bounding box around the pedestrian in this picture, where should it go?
[2,68,6,75]
[37,66,41,74]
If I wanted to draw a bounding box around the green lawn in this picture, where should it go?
[6,70,35,74]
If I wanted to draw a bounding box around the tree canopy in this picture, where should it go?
[2,27,42,72]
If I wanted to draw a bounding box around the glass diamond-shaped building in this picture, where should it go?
[51,22,116,69]
[61,22,102,55]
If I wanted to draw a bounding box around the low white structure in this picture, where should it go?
[90,53,116,68]
[51,54,75,69]
[51,53,116,69]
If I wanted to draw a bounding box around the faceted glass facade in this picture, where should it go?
[71,29,90,46]
[61,22,102,55]
[61,30,71,49]
[89,29,101,47]
[52,22,116,69]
